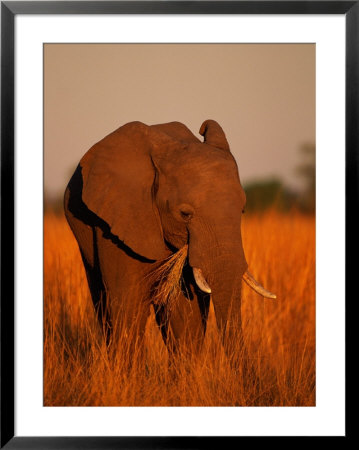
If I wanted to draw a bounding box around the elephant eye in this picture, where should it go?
[242,208,246,214]
[178,204,194,221]
[180,211,192,220]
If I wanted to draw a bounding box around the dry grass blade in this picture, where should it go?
[147,245,189,307]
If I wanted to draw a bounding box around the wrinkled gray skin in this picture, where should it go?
[64,120,248,367]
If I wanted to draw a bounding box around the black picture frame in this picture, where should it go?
[1,1,355,447]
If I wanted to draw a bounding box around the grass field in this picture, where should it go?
[44,210,315,406]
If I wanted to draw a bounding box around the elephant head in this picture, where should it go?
[80,120,275,344]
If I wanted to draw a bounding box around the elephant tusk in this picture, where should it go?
[243,271,276,299]
[193,268,212,294]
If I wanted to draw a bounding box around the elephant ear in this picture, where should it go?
[199,119,230,151]
[80,121,169,261]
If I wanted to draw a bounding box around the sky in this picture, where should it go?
[44,43,315,198]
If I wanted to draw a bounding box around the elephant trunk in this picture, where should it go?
[188,218,247,296]
[208,257,245,324]
[202,257,246,368]
[189,224,276,300]
[187,215,276,354]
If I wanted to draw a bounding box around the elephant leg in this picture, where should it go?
[154,292,209,378]
[81,256,111,346]
[169,293,210,355]
[64,187,112,345]
[109,294,150,372]
[154,268,210,359]
[95,227,151,369]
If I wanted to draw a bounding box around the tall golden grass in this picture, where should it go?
[44,210,315,406]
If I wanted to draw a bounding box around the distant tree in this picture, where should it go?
[295,143,315,213]
[243,178,297,212]
[44,191,65,216]
[44,165,78,216]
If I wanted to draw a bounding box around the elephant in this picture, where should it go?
[64,120,275,368]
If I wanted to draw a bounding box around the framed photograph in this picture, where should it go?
[1,1,355,447]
